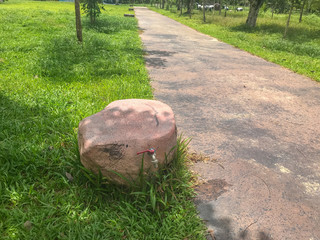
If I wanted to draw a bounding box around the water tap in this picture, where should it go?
[137,148,158,168]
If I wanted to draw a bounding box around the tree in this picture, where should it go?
[299,0,306,22]
[263,0,289,17]
[307,0,320,12]
[246,0,265,27]
[188,0,194,18]
[202,0,206,22]
[176,0,180,9]
[82,0,105,24]
[161,0,165,8]
[283,0,293,38]
[283,0,299,38]
[75,0,83,42]
[182,0,193,13]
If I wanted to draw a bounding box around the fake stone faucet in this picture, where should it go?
[78,99,177,185]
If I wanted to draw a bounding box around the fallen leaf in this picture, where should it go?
[24,220,32,230]
[65,172,74,182]
[208,229,215,240]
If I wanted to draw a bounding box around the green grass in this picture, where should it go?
[151,7,320,81]
[0,2,206,239]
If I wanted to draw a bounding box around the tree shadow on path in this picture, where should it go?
[198,202,273,240]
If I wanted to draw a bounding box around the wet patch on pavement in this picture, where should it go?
[194,179,232,204]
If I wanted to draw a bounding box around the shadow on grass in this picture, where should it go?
[0,93,130,239]
[33,13,145,83]
[230,23,320,58]
[0,93,125,233]
[219,11,248,18]
[35,33,144,82]
[0,92,75,180]
[0,91,205,238]
[82,15,137,34]
[196,10,247,18]
[231,23,320,43]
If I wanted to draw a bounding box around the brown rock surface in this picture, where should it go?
[78,99,177,185]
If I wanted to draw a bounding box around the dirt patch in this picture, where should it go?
[195,179,232,204]
[188,151,217,163]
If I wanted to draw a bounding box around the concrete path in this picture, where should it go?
[135,7,320,240]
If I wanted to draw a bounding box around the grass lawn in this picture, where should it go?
[151,7,320,82]
[0,1,206,239]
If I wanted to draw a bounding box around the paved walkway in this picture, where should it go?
[135,7,320,240]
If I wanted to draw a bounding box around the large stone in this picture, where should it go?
[78,99,177,185]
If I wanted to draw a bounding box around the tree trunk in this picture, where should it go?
[189,0,193,18]
[75,0,82,42]
[246,0,264,27]
[299,0,306,22]
[283,3,293,38]
[219,0,222,15]
[180,0,183,15]
[202,0,206,22]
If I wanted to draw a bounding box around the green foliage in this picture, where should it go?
[309,0,320,11]
[82,0,105,24]
[151,7,320,81]
[0,2,206,239]
[263,0,290,13]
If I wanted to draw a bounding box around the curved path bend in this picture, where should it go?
[135,7,320,240]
